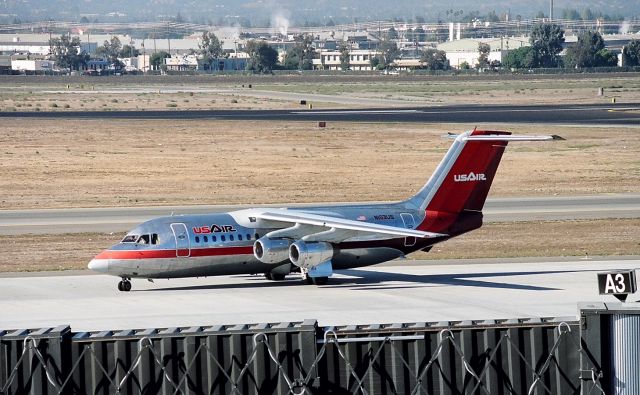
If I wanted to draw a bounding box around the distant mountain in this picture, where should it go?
[1,0,636,26]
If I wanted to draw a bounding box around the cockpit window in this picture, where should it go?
[121,235,138,243]
[122,234,159,244]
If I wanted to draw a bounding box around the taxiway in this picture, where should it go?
[0,258,637,331]
[1,103,639,125]
[1,194,638,235]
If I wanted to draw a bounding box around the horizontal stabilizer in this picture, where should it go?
[445,132,564,142]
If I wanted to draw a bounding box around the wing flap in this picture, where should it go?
[256,210,446,239]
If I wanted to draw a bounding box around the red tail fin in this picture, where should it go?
[415,130,510,234]
[412,130,559,234]
[427,129,510,214]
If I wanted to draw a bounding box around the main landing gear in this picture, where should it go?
[264,272,287,281]
[117,278,132,292]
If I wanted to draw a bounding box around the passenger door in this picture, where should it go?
[170,223,190,257]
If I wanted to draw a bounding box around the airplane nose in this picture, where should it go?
[88,259,109,273]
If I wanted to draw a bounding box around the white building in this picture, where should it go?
[437,37,528,68]
[313,49,379,71]
[119,54,151,72]
[164,54,198,71]
[11,59,55,72]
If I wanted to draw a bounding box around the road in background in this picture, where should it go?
[1,194,638,235]
[1,103,639,125]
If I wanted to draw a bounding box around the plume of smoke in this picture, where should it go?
[220,24,241,41]
[271,9,291,36]
[619,20,630,35]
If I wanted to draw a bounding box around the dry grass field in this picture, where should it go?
[0,74,638,272]
[0,73,639,111]
[0,119,638,209]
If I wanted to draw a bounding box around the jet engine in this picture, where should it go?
[289,241,334,269]
[253,238,291,264]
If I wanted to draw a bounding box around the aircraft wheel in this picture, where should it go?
[118,279,132,292]
[312,277,328,286]
[264,272,273,280]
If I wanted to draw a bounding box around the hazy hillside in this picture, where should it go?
[1,0,636,26]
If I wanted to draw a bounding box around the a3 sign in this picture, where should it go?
[597,270,637,302]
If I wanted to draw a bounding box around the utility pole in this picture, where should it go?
[167,21,171,54]
[549,0,554,20]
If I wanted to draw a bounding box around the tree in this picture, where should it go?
[386,27,398,40]
[198,31,223,65]
[528,23,564,68]
[246,40,278,73]
[370,56,381,70]
[95,36,123,68]
[564,30,617,68]
[420,48,448,70]
[376,39,399,69]
[414,27,426,42]
[339,43,350,71]
[562,9,581,20]
[503,46,533,69]
[477,42,490,69]
[48,35,89,71]
[623,40,640,66]
[150,51,170,71]
[282,35,315,70]
[119,44,140,58]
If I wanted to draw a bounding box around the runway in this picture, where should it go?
[1,103,640,125]
[0,258,637,331]
[1,194,638,235]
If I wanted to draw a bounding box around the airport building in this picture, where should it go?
[313,49,379,70]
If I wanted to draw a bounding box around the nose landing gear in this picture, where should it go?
[117,278,132,292]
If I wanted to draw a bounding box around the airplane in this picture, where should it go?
[88,129,561,291]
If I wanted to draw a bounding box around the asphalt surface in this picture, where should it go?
[1,103,640,124]
[1,194,637,235]
[0,258,637,331]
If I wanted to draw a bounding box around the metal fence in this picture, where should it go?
[0,308,624,395]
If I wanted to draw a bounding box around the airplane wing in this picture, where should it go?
[254,209,446,242]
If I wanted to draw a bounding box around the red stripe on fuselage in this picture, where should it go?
[95,246,254,260]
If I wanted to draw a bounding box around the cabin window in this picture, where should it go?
[238,234,243,241]
[151,234,159,244]
[212,235,217,242]
[136,235,150,244]
[221,235,226,242]
[121,235,137,243]
[246,234,251,240]
[255,233,260,239]
[229,235,234,241]
[204,236,208,243]
[195,236,200,243]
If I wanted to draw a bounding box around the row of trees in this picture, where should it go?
[47,26,640,73]
[503,23,634,69]
[49,35,141,71]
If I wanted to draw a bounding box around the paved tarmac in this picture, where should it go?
[1,194,637,235]
[0,258,637,331]
[1,103,639,125]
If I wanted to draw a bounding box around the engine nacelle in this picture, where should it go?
[289,241,334,269]
[254,238,290,264]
